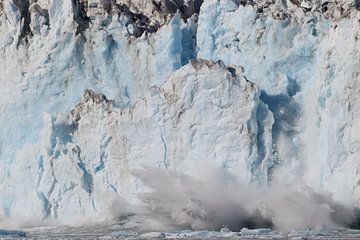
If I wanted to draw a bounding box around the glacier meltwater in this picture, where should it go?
[1,0,360,236]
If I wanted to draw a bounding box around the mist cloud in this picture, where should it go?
[113,167,358,232]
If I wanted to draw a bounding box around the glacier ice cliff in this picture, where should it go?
[196,0,360,207]
[0,0,360,231]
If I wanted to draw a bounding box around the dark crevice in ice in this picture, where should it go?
[72,146,94,195]
[31,4,50,27]
[194,0,203,14]
[355,0,360,10]
[13,0,33,46]
[253,102,271,182]
[287,76,301,97]
[180,22,197,65]
[259,91,301,179]
[114,3,158,37]
[260,91,300,141]
[71,0,91,35]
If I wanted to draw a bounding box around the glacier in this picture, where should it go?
[0,0,360,233]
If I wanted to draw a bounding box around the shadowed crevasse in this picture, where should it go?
[71,0,91,35]
[13,0,32,45]
[356,0,360,10]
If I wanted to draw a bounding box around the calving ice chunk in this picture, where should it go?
[0,60,274,227]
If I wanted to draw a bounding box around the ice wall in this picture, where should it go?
[1,60,274,226]
[0,0,193,226]
[0,0,360,230]
[196,0,360,207]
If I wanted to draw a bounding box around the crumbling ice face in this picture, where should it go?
[0,60,274,227]
[77,0,198,37]
[234,0,360,20]
[114,0,196,21]
[1,0,198,44]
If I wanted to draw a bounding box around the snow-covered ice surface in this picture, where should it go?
[1,0,360,237]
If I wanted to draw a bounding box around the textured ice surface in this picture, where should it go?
[197,0,360,205]
[0,1,191,226]
[19,225,360,239]
[1,60,273,226]
[1,0,360,233]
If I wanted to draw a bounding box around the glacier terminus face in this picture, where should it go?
[1,0,360,234]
